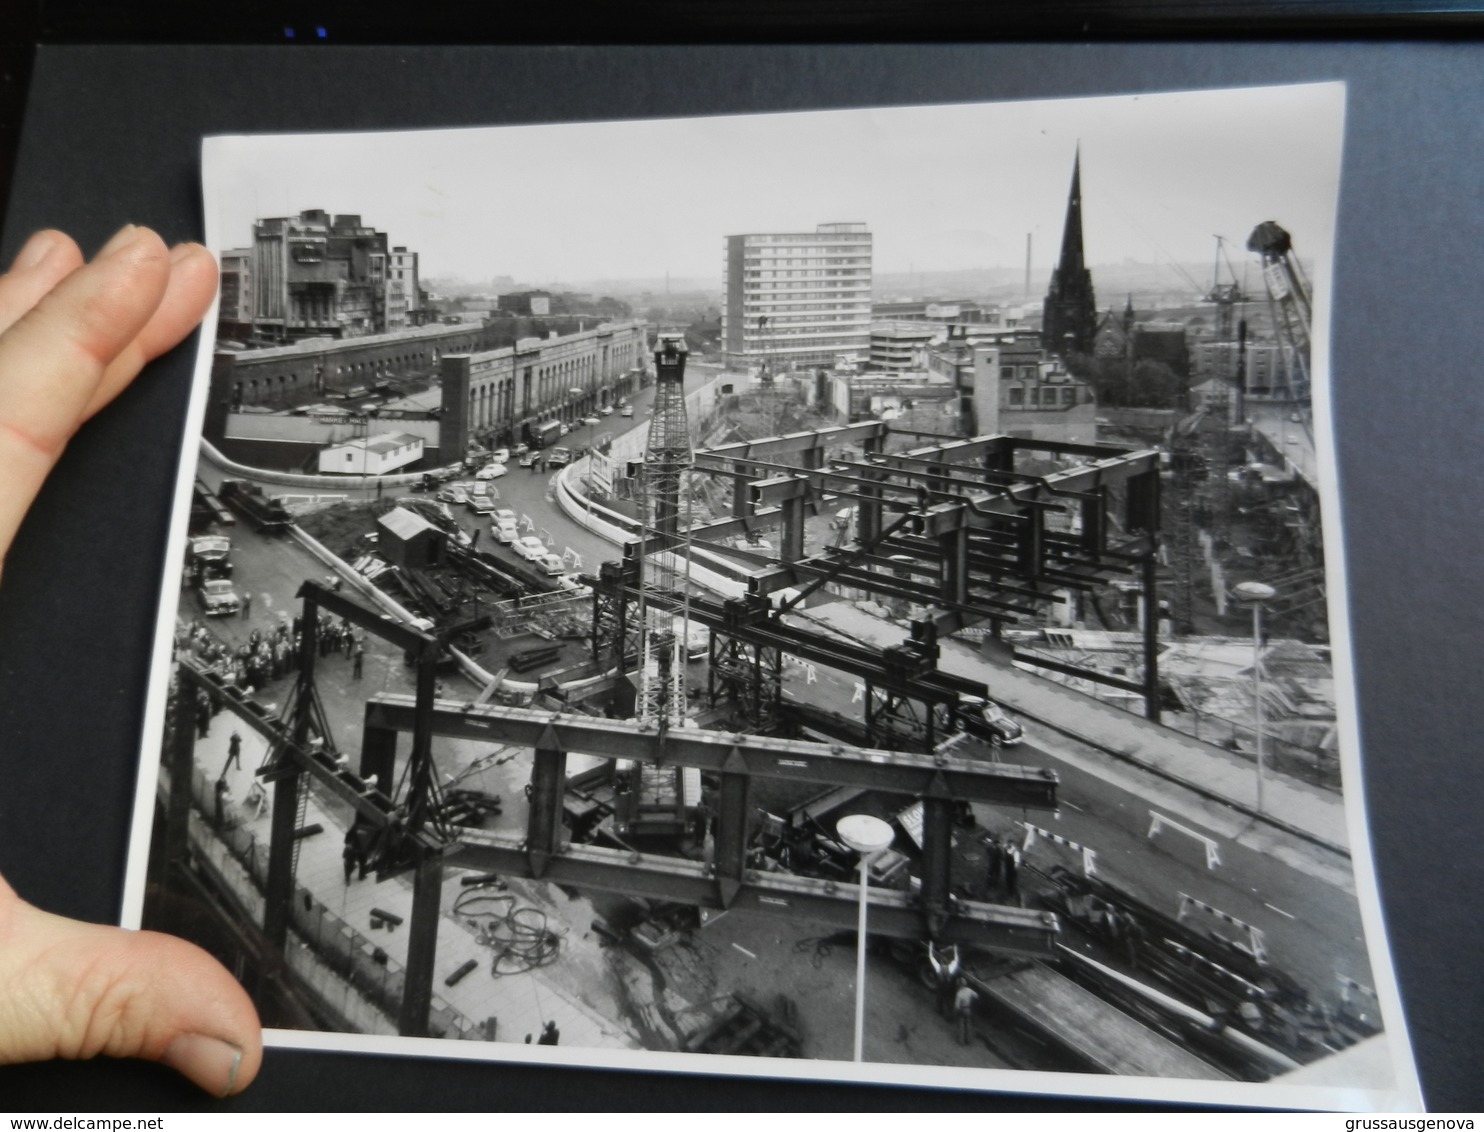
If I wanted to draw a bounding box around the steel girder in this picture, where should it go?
[362,695,1059,808]
[450,831,1060,956]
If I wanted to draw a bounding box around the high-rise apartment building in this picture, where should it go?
[722,222,872,374]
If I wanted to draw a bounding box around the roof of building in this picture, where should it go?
[377,506,437,541]
[330,431,423,455]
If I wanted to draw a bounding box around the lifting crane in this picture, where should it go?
[620,331,700,836]
[1246,221,1313,404]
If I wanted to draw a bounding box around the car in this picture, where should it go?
[446,484,471,505]
[957,696,1025,747]
[469,494,498,515]
[556,574,590,594]
[535,553,567,576]
[620,404,634,417]
[546,447,571,468]
[197,578,242,617]
[494,519,519,544]
[514,535,547,561]
[487,447,510,464]
[474,462,507,480]
[583,414,601,427]
[493,508,516,526]
[518,452,537,468]
[599,405,614,416]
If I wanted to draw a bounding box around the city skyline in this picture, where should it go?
[204,83,1344,292]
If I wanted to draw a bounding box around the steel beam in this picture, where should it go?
[398,851,444,1038]
[698,421,888,465]
[363,696,1059,809]
[452,832,1060,956]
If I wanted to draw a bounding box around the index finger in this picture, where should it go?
[0,226,177,576]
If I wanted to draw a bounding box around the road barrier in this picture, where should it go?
[1148,809,1222,870]
[1177,892,1267,964]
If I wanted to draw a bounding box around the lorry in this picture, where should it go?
[185,535,233,582]
[524,419,563,450]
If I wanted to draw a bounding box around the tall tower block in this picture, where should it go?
[1041,150,1098,359]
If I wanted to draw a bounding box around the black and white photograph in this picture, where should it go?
[121,82,1422,1109]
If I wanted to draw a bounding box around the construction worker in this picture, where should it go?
[224,731,242,773]
[927,942,961,1019]
[983,834,1003,897]
[536,1020,560,1045]
[953,977,979,1046]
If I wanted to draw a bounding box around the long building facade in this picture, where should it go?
[207,319,648,469]
[722,222,872,374]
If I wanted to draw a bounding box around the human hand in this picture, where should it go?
[0,226,263,1095]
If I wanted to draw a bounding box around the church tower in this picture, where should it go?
[1041,150,1098,359]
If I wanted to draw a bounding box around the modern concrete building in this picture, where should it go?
[248,210,425,342]
[218,248,254,342]
[722,222,872,374]
[868,320,941,371]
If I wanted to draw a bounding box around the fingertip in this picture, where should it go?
[10,230,65,272]
[160,1033,247,1097]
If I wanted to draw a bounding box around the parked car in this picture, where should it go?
[546,447,572,468]
[197,577,242,617]
[514,536,547,561]
[620,403,634,417]
[488,447,510,464]
[475,462,507,480]
[446,484,471,505]
[535,553,567,576]
[557,574,590,594]
[957,696,1025,747]
[469,494,498,515]
[493,508,516,527]
[494,519,520,544]
[582,414,601,427]
[599,405,614,416]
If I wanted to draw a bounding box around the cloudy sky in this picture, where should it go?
[203,82,1344,290]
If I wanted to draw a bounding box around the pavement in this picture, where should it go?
[786,600,1352,856]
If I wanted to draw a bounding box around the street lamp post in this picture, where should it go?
[1232,581,1277,814]
[836,813,895,1063]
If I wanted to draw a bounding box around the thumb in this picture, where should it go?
[0,874,262,1095]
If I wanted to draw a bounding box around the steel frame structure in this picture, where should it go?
[163,579,1059,1044]
[689,428,1165,725]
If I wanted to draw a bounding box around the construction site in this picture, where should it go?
[142,213,1393,1094]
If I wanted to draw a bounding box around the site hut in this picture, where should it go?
[318,431,424,476]
[376,506,445,570]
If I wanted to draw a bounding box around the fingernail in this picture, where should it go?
[10,230,61,271]
[96,224,143,259]
[161,1033,244,1097]
[170,242,203,264]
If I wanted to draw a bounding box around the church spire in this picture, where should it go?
[1059,147,1086,277]
[1042,148,1098,358]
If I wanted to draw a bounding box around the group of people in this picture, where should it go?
[175,610,367,704]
